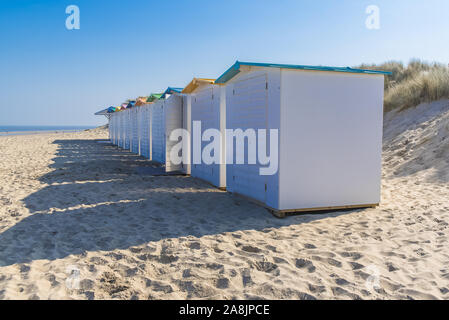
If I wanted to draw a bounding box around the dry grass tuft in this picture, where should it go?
[357,59,449,112]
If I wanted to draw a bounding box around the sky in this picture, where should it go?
[0,0,448,126]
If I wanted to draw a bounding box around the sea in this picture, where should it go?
[0,125,97,136]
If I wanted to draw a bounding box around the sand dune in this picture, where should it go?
[0,101,448,299]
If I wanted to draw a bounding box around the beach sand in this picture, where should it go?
[0,101,448,299]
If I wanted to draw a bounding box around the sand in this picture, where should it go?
[0,101,448,300]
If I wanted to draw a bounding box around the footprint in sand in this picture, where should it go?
[338,251,363,260]
[241,245,262,253]
[295,259,316,273]
[335,278,352,286]
[147,280,173,293]
[188,242,201,250]
[253,261,279,275]
[215,277,230,289]
[273,257,288,264]
[308,283,326,294]
[349,262,364,270]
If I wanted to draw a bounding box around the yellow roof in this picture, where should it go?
[181,78,216,94]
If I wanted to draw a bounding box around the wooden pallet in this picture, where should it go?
[230,192,378,218]
[268,203,379,218]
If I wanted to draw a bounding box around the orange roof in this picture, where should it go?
[181,78,216,94]
[135,97,148,106]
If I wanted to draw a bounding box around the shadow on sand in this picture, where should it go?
[0,139,363,267]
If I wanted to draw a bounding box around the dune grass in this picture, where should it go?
[357,60,449,112]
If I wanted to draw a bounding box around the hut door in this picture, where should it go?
[191,87,216,185]
[151,103,165,164]
[229,73,269,203]
[165,95,183,172]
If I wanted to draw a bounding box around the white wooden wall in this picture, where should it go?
[278,70,384,210]
[120,112,125,148]
[109,116,112,142]
[109,114,113,143]
[117,113,120,146]
[164,95,183,172]
[140,105,151,159]
[137,107,143,155]
[151,100,165,164]
[117,114,120,145]
[110,114,114,144]
[131,108,139,154]
[190,85,226,187]
[123,110,130,150]
[113,114,117,145]
[182,95,191,174]
[226,67,280,207]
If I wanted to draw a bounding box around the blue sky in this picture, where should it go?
[1,0,448,126]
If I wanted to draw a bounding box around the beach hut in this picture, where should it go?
[107,108,113,143]
[151,98,165,163]
[107,107,120,146]
[120,107,127,149]
[137,94,162,160]
[110,112,116,145]
[108,111,114,144]
[117,104,127,149]
[125,101,140,154]
[139,103,152,159]
[114,107,120,145]
[124,108,131,150]
[132,107,140,154]
[215,61,390,216]
[135,97,148,156]
[94,107,114,142]
[181,78,226,188]
[151,87,184,172]
[116,110,120,146]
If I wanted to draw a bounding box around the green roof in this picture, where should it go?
[146,93,163,102]
[215,61,392,84]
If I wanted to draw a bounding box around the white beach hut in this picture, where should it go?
[151,98,166,163]
[110,116,114,143]
[119,111,125,148]
[181,78,226,188]
[134,97,147,156]
[108,113,113,143]
[124,108,131,150]
[114,110,120,146]
[109,109,119,146]
[134,98,146,157]
[114,112,119,145]
[122,109,128,149]
[94,107,113,142]
[130,104,139,154]
[139,103,152,159]
[138,94,162,160]
[181,92,191,174]
[215,61,390,216]
[151,87,184,172]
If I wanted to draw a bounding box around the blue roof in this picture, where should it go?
[94,108,109,116]
[161,87,184,99]
[126,100,136,108]
[214,61,392,84]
